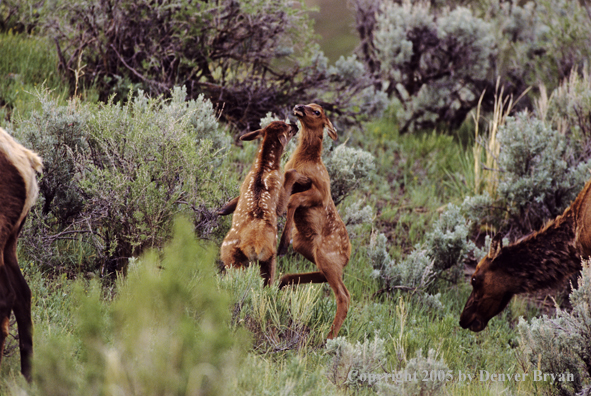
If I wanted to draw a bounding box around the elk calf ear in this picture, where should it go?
[324,118,337,141]
[489,233,503,259]
[240,129,263,141]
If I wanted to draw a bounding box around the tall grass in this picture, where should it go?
[0,31,97,123]
[472,79,531,198]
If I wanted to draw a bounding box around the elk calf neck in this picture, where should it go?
[277,103,352,340]
[460,176,591,332]
[219,121,307,285]
[0,127,42,382]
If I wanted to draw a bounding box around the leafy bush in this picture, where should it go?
[517,260,591,395]
[463,112,591,239]
[0,0,47,33]
[12,87,232,275]
[46,0,386,130]
[325,335,449,396]
[27,218,247,396]
[341,199,373,239]
[13,91,88,223]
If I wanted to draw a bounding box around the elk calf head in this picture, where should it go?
[292,104,338,141]
[240,120,298,146]
[459,234,515,332]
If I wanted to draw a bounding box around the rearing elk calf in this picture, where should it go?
[0,127,42,381]
[277,103,351,340]
[219,121,308,285]
[460,177,591,332]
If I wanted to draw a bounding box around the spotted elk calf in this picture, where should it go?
[460,177,591,332]
[0,127,42,381]
[277,103,352,340]
[219,121,308,286]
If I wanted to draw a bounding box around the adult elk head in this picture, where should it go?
[459,234,516,332]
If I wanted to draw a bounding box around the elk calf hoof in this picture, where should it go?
[278,276,290,289]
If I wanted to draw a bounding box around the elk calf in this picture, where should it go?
[277,104,351,340]
[219,121,308,285]
[460,177,591,332]
[0,127,42,381]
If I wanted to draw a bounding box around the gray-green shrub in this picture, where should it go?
[544,67,591,139]
[377,349,449,396]
[367,1,495,132]
[12,87,232,275]
[517,260,591,395]
[325,144,375,205]
[325,335,386,388]
[352,0,591,132]
[370,204,471,300]
[12,91,88,223]
[463,112,591,239]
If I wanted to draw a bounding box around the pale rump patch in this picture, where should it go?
[0,128,42,228]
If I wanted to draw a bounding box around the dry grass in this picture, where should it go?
[473,78,531,198]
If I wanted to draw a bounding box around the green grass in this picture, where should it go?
[0,31,98,125]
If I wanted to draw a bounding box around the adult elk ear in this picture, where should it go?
[489,233,503,259]
[240,129,263,141]
[324,117,337,141]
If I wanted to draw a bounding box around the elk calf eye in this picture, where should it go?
[314,110,320,115]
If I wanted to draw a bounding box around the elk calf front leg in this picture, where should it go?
[277,186,323,256]
[217,196,239,216]
[277,170,311,216]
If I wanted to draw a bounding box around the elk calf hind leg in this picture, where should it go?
[278,271,327,289]
[314,250,350,339]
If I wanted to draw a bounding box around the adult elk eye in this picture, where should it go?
[314,110,320,115]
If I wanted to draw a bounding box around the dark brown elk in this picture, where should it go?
[277,103,351,340]
[460,177,591,332]
[219,121,309,286]
[0,127,42,381]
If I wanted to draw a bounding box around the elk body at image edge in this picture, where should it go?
[460,176,591,332]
